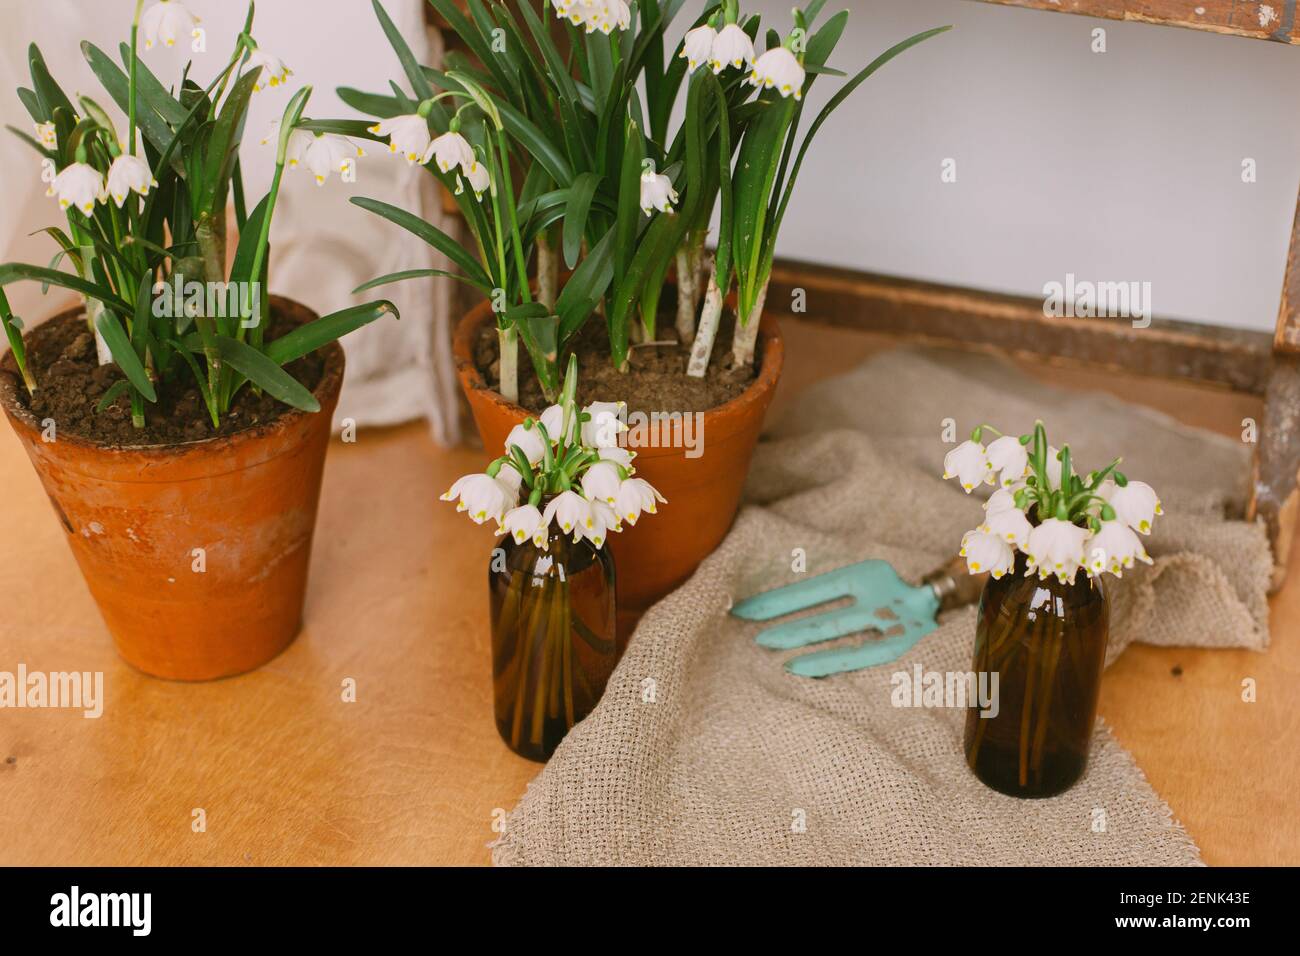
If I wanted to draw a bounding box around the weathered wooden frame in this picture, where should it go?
[968,0,1299,44]
[428,1,1300,590]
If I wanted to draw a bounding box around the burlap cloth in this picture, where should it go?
[491,348,1271,866]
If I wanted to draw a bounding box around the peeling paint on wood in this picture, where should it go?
[966,0,1300,43]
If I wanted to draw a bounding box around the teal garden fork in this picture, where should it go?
[731,557,985,677]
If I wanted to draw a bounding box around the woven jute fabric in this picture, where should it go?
[492,348,1271,866]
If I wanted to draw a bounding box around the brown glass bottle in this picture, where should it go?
[964,553,1109,798]
[488,524,619,763]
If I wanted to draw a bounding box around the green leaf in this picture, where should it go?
[296,119,387,147]
[17,87,44,124]
[562,173,602,269]
[556,230,615,344]
[372,0,434,101]
[28,45,74,121]
[0,263,131,316]
[732,94,795,319]
[426,0,515,103]
[0,289,35,392]
[615,115,646,289]
[266,301,399,366]
[5,124,53,159]
[80,42,173,160]
[116,42,189,127]
[708,75,734,294]
[207,335,319,412]
[353,269,482,294]
[229,193,271,286]
[198,67,260,216]
[350,196,494,290]
[95,309,157,403]
[334,88,406,119]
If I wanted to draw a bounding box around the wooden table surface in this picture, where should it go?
[1,320,1296,866]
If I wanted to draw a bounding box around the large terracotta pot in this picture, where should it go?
[453,298,784,639]
[0,297,342,681]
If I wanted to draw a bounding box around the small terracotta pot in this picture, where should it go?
[453,297,784,639]
[0,297,342,681]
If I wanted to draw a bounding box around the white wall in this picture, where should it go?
[735,0,1300,331]
[5,0,1300,334]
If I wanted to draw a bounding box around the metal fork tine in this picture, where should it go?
[730,561,884,621]
[784,622,938,678]
[753,605,884,650]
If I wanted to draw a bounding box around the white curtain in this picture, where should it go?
[0,0,462,444]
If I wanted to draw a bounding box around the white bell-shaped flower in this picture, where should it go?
[681,25,717,71]
[461,159,490,201]
[441,473,514,526]
[1024,517,1090,584]
[47,162,106,215]
[710,24,755,73]
[986,435,1029,488]
[302,132,362,186]
[580,461,623,506]
[749,46,806,99]
[500,505,545,545]
[960,529,1015,579]
[984,487,1019,516]
[260,120,312,168]
[640,168,679,216]
[560,0,596,29]
[495,461,524,497]
[613,477,666,526]
[943,439,993,493]
[105,154,157,206]
[369,114,434,165]
[430,131,475,175]
[581,500,622,548]
[597,446,636,470]
[505,423,547,466]
[34,122,56,150]
[582,401,627,449]
[242,48,292,92]
[585,0,630,34]
[1102,479,1162,534]
[1086,519,1152,577]
[543,490,593,539]
[538,405,566,443]
[141,0,200,50]
[982,506,1032,547]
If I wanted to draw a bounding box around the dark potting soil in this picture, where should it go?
[474,304,760,416]
[12,311,323,447]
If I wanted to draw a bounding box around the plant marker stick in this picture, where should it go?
[686,265,722,378]
[674,246,696,343]
[536,233,557,310]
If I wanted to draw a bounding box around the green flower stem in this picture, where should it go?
[243,86,312,357]
[495,130,531,305]
[128,0,145,154]
[212,4,257,110]
[1056,446,1073,519]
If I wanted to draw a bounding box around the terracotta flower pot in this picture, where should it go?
[0,297,343,681]
[453,298,784,639]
